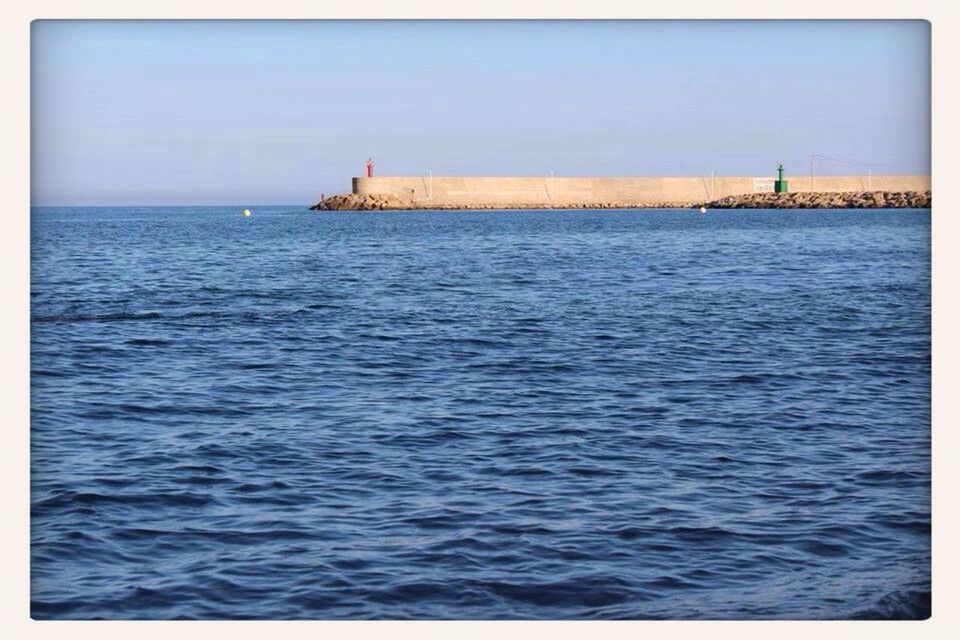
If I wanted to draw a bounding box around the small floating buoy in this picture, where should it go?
[700,206,707,213]
[243,209,252,217]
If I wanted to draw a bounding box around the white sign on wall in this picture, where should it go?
[753,178,775,192]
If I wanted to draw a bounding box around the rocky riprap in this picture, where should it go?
[703,190,931,209]
[310,193,408,211]
[310,190,932,211]
[310,193,695,211]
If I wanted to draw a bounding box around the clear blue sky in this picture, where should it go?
[31,20,930,206]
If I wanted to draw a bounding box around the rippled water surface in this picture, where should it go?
[31,206,930,619]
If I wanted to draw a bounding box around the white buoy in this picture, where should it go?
[243,209,252,217]
[700,206,707,213]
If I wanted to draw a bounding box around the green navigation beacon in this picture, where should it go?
[774,163,788,193]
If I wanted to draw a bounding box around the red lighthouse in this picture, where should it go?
[365,158,374,178]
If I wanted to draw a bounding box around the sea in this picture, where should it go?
[30,206,931,620]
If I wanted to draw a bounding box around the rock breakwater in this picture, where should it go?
[310,193,408,211]
[310,193,695,211]
[704,190,931,209]
[310,190,932,211]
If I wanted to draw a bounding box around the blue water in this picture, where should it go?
[31,206,930,620]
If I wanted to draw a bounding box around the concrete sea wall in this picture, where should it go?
[353,175,931,206]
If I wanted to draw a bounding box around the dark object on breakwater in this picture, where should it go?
[703,190,931,209]
[774,164,788,193]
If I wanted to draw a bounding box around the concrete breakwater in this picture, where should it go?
[706,190,931,209]
[350,175,931,207]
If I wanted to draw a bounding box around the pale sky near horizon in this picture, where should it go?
[31,20,930,206]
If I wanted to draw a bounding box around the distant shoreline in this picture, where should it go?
[310,190,932,212]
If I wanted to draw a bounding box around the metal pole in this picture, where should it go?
[428,169,432,200]
[868,169,872,191]
[810,154,815,191]
[711,170,715,200]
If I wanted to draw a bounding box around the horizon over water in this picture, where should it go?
[31,206,930,620]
